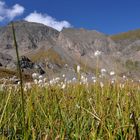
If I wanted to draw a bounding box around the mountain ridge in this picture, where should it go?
[0,21,139,80]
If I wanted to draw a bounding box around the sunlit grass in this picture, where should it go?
[0,81,139,139]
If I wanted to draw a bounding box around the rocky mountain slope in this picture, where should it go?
[0,21,139,80]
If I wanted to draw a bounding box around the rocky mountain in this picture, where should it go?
[111,30,140,79]
[0,21,139,80]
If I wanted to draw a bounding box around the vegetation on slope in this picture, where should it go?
[0,68,32,81]
[111,29,140,41]
[28,48,65,66]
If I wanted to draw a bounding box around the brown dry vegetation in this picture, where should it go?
[28,48,65,66]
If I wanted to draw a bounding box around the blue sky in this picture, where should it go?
[0,0,140,34]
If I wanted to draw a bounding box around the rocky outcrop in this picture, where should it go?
[19,56,45,75]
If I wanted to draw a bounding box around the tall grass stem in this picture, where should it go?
[12,22,26,134]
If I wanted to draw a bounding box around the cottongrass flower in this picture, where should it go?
[101,68,107,74]
[93,79,96,83]
[92,76,96,80]
[77,65,80,73]
[61,84,66,89]
[17,81,20,85]
[67,80,72,84]
[34,79,38,84]
[43,78,47,83]
[94,50,101,57]
[72,77,77,82]
[110,71,115,76]
[123,75,126,79]
[92,76,97,83]
[38,75,43,80]
[119,83,125,89]
[111,80,115,84]
[81,76,88,84]
[62,74,65,78]
[101,68,107,76]
[24,82,31,91]
[38,79,43,85]
[32,73,39,79]
[100,82,104,88]
[76,104,80,109]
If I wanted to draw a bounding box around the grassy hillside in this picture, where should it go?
[28,48,65,66]
[111,29,140,41]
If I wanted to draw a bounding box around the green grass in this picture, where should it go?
[0,82,139,139]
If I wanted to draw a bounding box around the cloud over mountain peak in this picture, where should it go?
[25,11,72,31]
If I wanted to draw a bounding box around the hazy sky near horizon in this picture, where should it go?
[0,0,140,34]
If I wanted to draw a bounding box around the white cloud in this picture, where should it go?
[25,11,72,31]
[0,1,24,22]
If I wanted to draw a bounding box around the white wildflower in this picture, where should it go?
[61,84,66,89]
[38,75,43,80]
[34,79,38,84]
[119,83,125,89]
[25,82,31,90]
[94,50,101,57]
[76,104,80,109]
[100,82,104,88]
[92,76,96,80]
[38,79,43,85]
[32,73,39,79]
[17,81,20,85]
[62,74,65,78]
[101,68,107,76]
[72,77,77,82]
[77,65,80,73]
[111,80,115,84]
[110,71,115,76]
[123,75,126,79]
[43,78,47,83]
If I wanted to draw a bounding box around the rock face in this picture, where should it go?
[56,28,119,70]
[0,21,139,79]
[19,56,45,75]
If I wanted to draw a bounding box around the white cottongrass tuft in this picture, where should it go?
[110,71,115,76]
[72,77,77,82]
[101,68,107,75]
[24,82,32,91]
[38,75,43,80]
[62,74,65,78]
[111,80,115,84]
[34,79,38,84]
[32,73,39,79]
[94,50,101,57]
[77,65,80,73]
[76,104,80,109]
[123,75,126,79]
[61,84,66,89]
[100,82,104,88]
